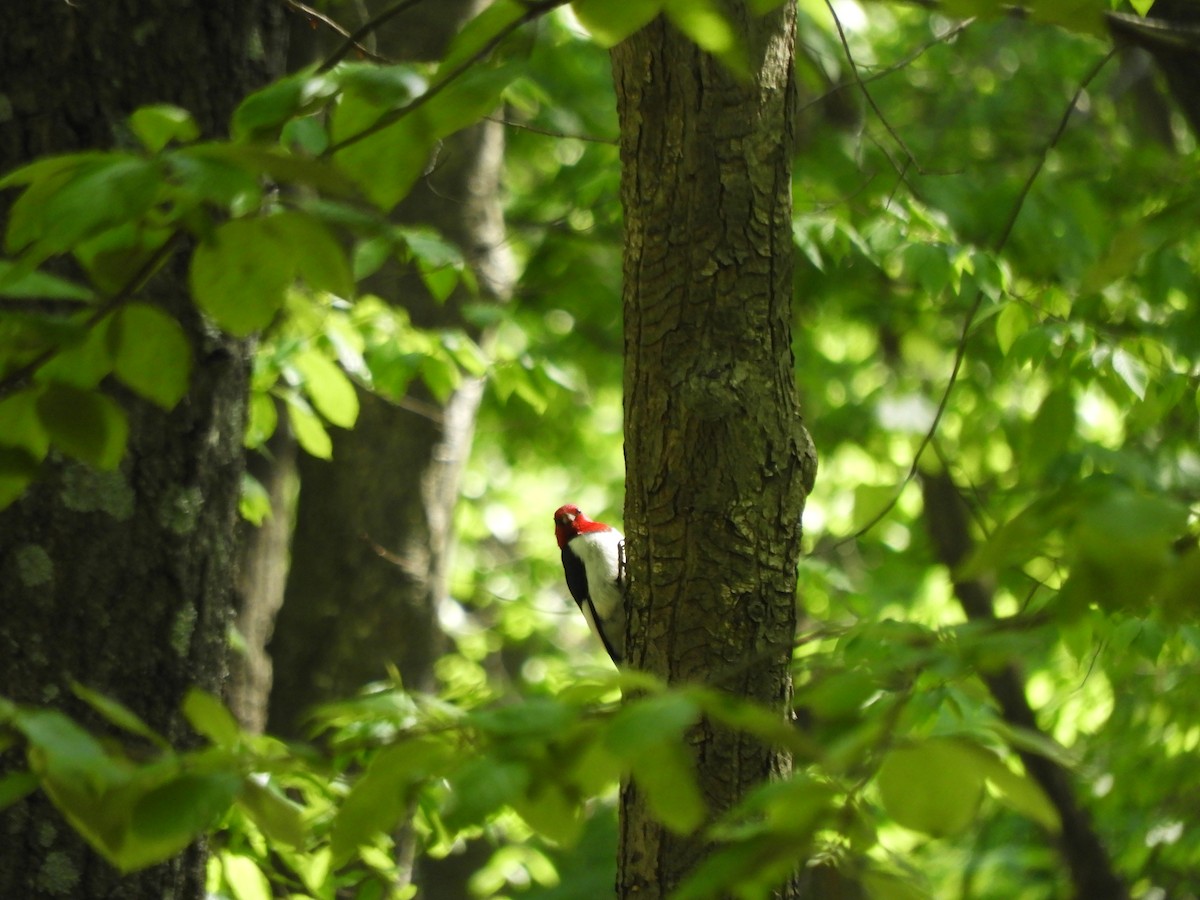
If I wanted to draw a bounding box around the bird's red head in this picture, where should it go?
[554,503,608,548]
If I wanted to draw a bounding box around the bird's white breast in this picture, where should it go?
[572,529,624,619]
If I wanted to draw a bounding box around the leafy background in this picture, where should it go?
[2,0,1199,897]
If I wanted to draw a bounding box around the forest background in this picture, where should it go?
[1,0,1198,898]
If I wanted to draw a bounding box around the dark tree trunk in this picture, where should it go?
[612,4,817,896]
[0,3,284,898]
[266,0,513,733]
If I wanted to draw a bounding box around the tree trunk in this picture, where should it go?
[613,4,816,896]
[0,4,283,898]
[266,0,513,732]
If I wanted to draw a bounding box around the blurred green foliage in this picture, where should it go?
[2,0,1199,897]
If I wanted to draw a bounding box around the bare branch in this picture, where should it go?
[284,0,392,64]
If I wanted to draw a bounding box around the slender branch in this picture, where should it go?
[825,0,933,177]
[0,233,184,404]
[840,49,1115,544]
[484,114,618,146]
[798,18,974,115]
[284,0,392,64]
[317,0,429,73]
[323,0,568,155]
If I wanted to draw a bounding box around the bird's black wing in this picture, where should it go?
[561,546,590,607]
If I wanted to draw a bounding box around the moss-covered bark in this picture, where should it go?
[0,3,284,897]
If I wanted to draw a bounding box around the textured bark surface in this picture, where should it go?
[266,0,514,734]
[613,4,816,896]
[0,2,283,898]
[230,424,297,734]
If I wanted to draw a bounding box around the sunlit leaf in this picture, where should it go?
[876,738,986,836]
[70,683,169,750]
[292,348,359,429]
[111,304,193,409]
[129,105,199,153]
[190,217,294,336]
[182,689,241,748]
[573,0,663,47]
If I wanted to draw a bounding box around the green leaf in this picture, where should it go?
[471,696,576,737]
[130,772,241,849]
[572,0,663,47]
[181,689,241,748]
[111,304,193,409]
[244,392,278,449]
[239,471,272,526]
[237,777,306,848]
[14,708,127,788]
[631,741,706,834]
[1110,346,1148,401]
[70,683,169,750]
[876,738,986,836]
[7,155,162,260]
[129,105,199,153]
[511,783,584,845]
[0,389,50,461]
[606,693,699,756]
[293,348,359,429]
[663,0,747,77]
[190,217,295,336]
[0,771,39,811]
[331,740,444,864]
[36,384,128,470]
[994,302,1029,356]
[284,393,333,459]
[272,211,354,297]
[444,757,529,831]
[423,62,517,140]
[439,0,528,75]
[1023,387,1074,478]
[331,79,434,213]
[982,759,1060,833]
[0,260,95,303]
[232,70,335,142]
[36,315,115,390]
[221,852,273,900]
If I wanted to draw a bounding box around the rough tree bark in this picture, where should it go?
[266,0,514,734]
[613,4,817,895]
[0,2,283,898]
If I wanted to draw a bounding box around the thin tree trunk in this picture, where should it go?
[0,3,283,897]
[613,4,817,895]
[266,0,513,732]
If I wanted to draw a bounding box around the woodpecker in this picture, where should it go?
[553,504,626,664]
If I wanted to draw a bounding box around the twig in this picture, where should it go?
[317,0,429,73]
[798,18,974,115]
[825,0,931,178]
[284,0,392,64]
[323,0,568,155]
[484,114,618,146]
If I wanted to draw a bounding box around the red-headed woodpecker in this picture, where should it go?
[553,504,626,664]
